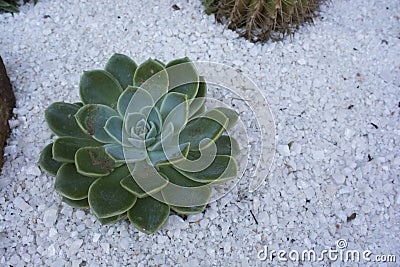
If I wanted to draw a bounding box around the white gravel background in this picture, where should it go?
[1,0,400,266]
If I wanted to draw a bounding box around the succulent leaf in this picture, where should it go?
[104,144,125,164]
[170,204,207,215]
[180,109,228,150]
[104,116,123,144]
[178,155,237,183]
[128,196,170,234]
[134,58,168,102]
[45,102,89,138]
[62,196,89,208]
[166,57,199,100]
[55,164,98,200]
[148,142,190,166]
[159,166,211,207]
[214,107,239,130]
[105,53,137,90]
[121,87,154,115]
[129,160,169,194]
[39,143,63,176]
[75,104,119,143]
[120,175,148,198]
[53,137,102,163]
[160,92,188,131]
[96,213,127,225]
[117,86,138,117]
[75,147,115,177]
[187,135,239,160]
[88,166,136,218]
[79,70,123,108]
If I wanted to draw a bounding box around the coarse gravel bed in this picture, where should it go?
[0,0,399,266]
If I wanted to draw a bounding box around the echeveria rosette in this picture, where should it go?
[39,53,239,234]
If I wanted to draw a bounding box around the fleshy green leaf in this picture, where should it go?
[104,144,125,164]
[55,164,98,200]
[127,196,170,234]
[170,205,206,215]
[120,175,147,198]
[148,142,190,166]
[79,70,123,108]
[62,196,89,208]
[88,166,136,218]
[159,166,211,207]
[39,143,63,176]
[75,104,119,143]
[166,57,199,100]
[179,109,228,150]
[52,137,102,163]
[75,147,115,177]
[120,87,154,116]
[188,76,207,117]
[128,161,169,194]
[134,58,168,102]
[160,92,188,131]
[178,155,237,183]
[45,102,88,138]
[105,53,137,90]
[214,107,239,130]
[104,116,123,144]
[96,213,127,225]
[187,135,239,160]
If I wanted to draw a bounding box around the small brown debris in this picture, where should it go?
[172,4,180,10]
[249,210,258,225]
[347,213,357,222]
[368,154,373,161]
[335,223,340,229]
[370,122,378,129]
[347,105,354,109]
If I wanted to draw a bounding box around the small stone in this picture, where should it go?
[298,58,307,65]
[93,233,101,243]
[332,173,346,184]
[101,242,110,253]
[26,164,41,176]
[43,208,58,227]
[290,142,302,155]
[326,184,337,196]
[68,239,83,255]
[165,215,189,230]
[277,145,290,157]
[187,213,203,223]
[13,196,31,211]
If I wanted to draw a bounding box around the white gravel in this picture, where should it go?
[1,0,400,266]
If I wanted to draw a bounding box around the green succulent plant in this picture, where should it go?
[202,0,325,42]
[39,54,240,234]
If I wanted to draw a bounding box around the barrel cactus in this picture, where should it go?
[202,0,325,42]
[39,54,239,234]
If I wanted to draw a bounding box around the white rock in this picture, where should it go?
[13,196,31,211]
[101,242,110,253]
[68,239,83,255]
[165,215,189,230]
[187,213,203,223]
[43,208,58,227]
[332,173,346,184]
[326,184,338,196]
[92,233,101,243]
[277,145,290,157]
[26,164,41,176]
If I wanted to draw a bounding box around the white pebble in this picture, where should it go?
[13,196,31,211]
[277,145,290,157]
